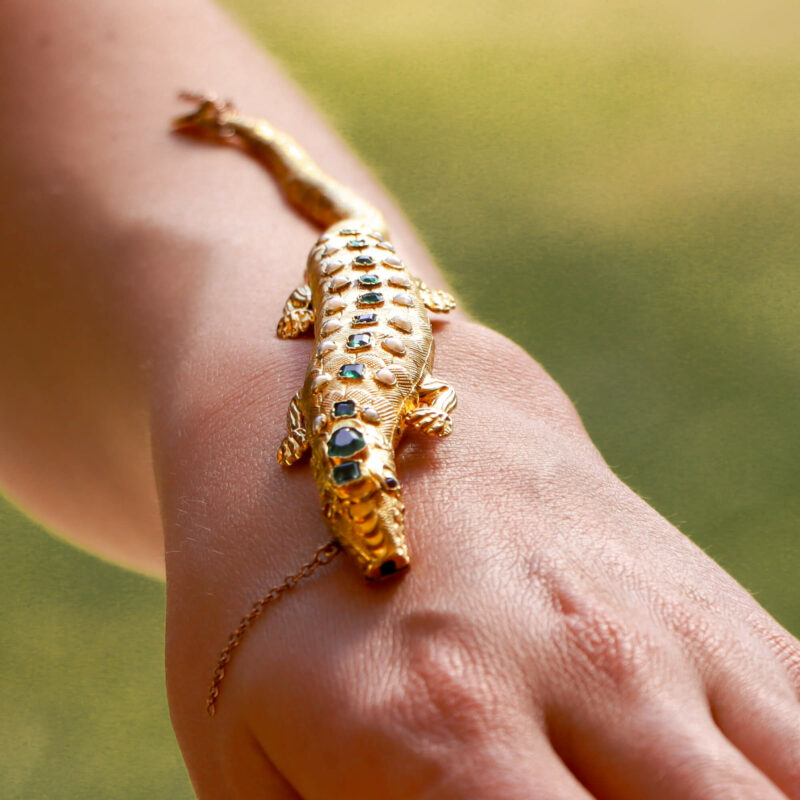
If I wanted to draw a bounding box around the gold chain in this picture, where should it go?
[206,540,342,716]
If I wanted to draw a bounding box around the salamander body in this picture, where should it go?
[174,94,456,579]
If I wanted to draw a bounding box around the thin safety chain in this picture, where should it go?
[207,539,342,716]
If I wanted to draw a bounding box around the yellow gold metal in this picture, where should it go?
[173,93,456,712]
[174,92,456,581]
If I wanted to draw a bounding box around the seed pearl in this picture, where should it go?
[382,337,406,356]
[327,275,350,292]
[321,319,343,336]
[312,373,332,391]
[322,259,345,275]
[317,340,336,357]
[375,368,397,386]
[362,407,381,424]
[323,297,346,314]
[388,274,412,288]
[389,315,412,333]
[393,292,414,307]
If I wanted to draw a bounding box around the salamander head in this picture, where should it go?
[314,422,408,580]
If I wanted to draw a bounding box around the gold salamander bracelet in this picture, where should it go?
[173,93,457,715]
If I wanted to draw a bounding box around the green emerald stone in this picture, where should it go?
[339,363,366,380]
[347,238,368,249]
[358,274,381,287]
[358,292,384,306]
[353,255,375,268]
[328,427,366,458]
[332,460,362,485]
[333,400,356,418]
[346,332,372,350]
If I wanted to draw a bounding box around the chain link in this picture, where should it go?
[206,540,342,716]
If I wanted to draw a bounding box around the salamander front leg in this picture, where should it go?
[406,373,457,437]
[277,393,309,465]
[276,284,314,339]
[414,279,456,314]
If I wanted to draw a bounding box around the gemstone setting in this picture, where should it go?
[353,255,375,268]
[352,312,378,326]
[346,238,368,249]
[346,332,372,350]
[327,426,366,458]
[358,274,381,287]
[333,400,356,418]
[358,292,384,306]
[339,363,366,380]
[332,461,362,485]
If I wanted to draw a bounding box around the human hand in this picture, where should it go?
[158,318,800,799]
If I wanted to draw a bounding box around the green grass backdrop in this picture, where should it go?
[2,0,798,796]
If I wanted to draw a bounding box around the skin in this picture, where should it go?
[1,0,798,797]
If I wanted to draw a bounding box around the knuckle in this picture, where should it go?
[757,626,800,691]
[678,756,778,798]
[525,556,668,695]
[560,603,664,694]
[367,611,513,750]
[634,727,779,799]
[660,598,736,666]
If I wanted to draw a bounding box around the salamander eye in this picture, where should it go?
[383,472,400,490]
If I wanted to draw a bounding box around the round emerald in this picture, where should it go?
[328,427,366,458]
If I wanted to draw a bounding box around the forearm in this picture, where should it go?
[0,0,449,573]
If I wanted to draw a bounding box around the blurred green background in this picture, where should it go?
[2,0,798,796]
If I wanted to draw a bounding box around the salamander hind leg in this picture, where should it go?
[406,373,457,438]
[276,284,314,338]
[277,393,309,465]
[414,279,456,314]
